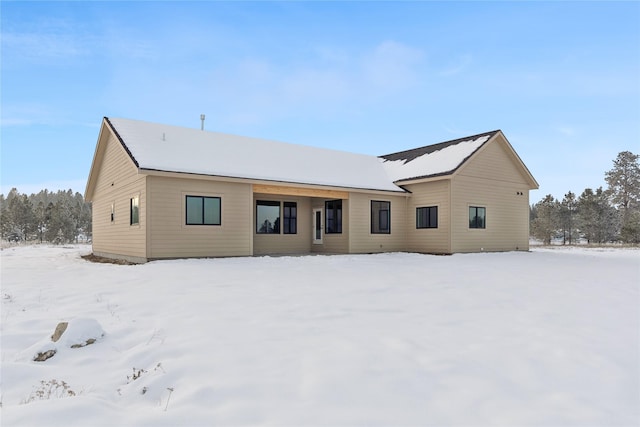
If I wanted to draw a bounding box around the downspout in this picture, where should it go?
[448,178,453,254]
[405,191,410,252]
[145,174,151,261]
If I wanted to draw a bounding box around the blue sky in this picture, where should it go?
[2,1,639,203]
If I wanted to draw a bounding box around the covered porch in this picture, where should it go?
[252,184,349,256]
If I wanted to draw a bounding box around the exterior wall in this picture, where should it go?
[348,192,408,254]
[147,176,253,259]
[253,194,312,256]
[91,133,147,261]
[451,139,531,252]
[310,198,349,254]
[403,180,451,254]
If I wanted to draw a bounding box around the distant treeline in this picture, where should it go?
[0,188,91,244]
[530,151,640,245]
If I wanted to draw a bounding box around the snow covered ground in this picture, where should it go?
[1,245,638,426]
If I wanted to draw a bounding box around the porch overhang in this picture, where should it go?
[253,184,349,199]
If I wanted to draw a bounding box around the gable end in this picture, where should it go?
[104,117,140,168]
[380,130,500,183]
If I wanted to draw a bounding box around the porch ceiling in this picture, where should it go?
[253,184,349,199]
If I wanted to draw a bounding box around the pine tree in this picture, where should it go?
[34,201,51,243]
[0,194,9,240]
[620,210,640,243]
[531,195,558,245]
[6,193,36,241]
[45,199,76,244]
[577,187,618,244]
[559,191,579,245]
[605,151,640,241]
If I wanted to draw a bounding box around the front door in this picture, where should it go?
[313,208,323,244]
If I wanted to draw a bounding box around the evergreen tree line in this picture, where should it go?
[530,151,640,245]
[0,188,92,244]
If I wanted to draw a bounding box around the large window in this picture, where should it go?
[417,206,438,229]
[469,206,486,229]
[130,196,139,225]
[186,195,221,225]
[325,200,342,234]
[257,200,280,234]
[283,202,297,234]
[371,200,390,234]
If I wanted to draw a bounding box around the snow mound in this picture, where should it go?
[16,318,105,362]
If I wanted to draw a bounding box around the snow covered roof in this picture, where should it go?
[379,131,499,182]
[106,117,404,193]
[103,118,503,192]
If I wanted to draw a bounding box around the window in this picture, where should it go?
[130,196,139,225]
[325,200,342,234]
[469,206,486,229]
[257,200,280,234]
[283,202,297,234]
[186,196,221,225]
[417,206,438,229]
[371,200,390,234]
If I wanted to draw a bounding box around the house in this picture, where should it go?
[84,117,538,263]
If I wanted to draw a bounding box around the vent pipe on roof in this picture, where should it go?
[200,114,205,131]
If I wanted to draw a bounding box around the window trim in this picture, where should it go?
[283,201,297,235]
[185,195,222,226]
[469,206,486,229]
[325,199,343,234]
[371,200,391,234]
[416,206,438,229]
[130,195,139,226]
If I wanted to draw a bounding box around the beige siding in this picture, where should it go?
[310,198,349,254]
[148,176,253,258]
[404,180,451,253]
[91,133,147,261]
[451,138,531,252]
[458,135,532,186]
[253,194,312,255]
[348,192,407,253]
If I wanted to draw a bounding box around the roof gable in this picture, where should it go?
[379,130,499,182]
[454,131,538,189]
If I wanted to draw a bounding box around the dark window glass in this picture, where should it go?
[257,200,280,234]
[283,202,297,234]
[325,200,342,234]
[371,200,390,234]
[416,206,438,229]
[469,206,486,229]
[130,196,139,225]
[186,196,221,225]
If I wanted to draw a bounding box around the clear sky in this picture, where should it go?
[2,1,639,203]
